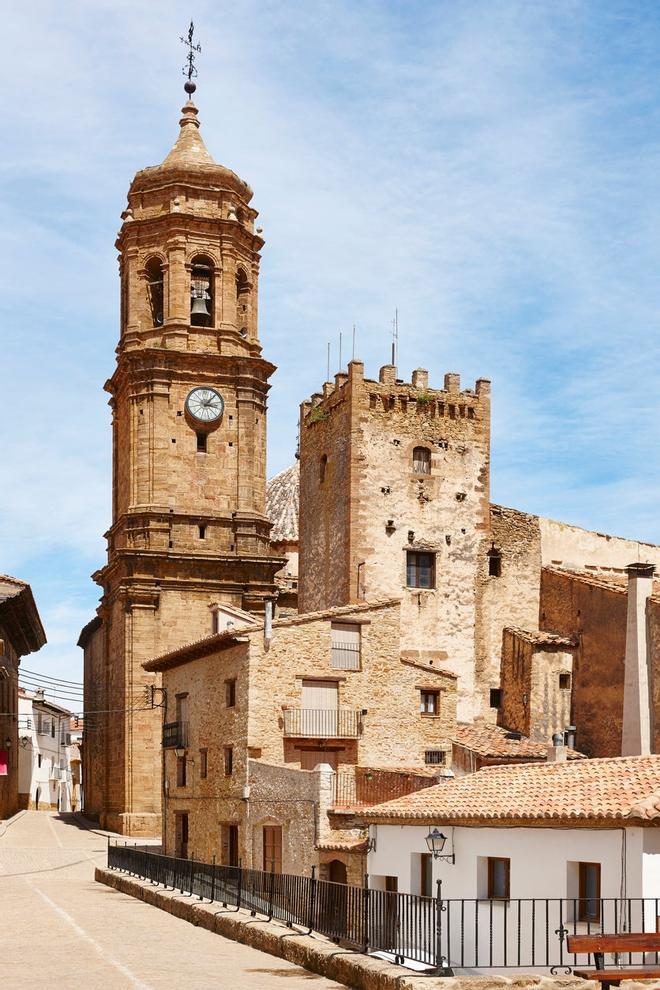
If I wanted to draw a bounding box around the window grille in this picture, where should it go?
[424,750,446,765]
[331,623,361,670]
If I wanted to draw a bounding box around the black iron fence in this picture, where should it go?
[107,843,660,973]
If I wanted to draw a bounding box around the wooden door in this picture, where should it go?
[263,825,282,873]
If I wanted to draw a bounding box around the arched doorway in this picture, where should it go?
[328,859,347,884]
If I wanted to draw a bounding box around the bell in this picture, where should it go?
[191,293,210,317]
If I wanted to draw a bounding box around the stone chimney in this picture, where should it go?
[621,563,655,756]
[546,734,568,763]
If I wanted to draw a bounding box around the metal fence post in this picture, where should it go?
[189,851,195,897]
[237,859,243,912]
[434,878,452,976]
[307,864,317,935]
[210,854,216,903]
[268,860,276,921]
[362,873,370,954]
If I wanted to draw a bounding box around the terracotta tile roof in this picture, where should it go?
[504,627,578,649]
[362,755,660,825]
[316,838,367,852]
[143,598,400,671]
[452,722,584,761]
[267,462,299,543]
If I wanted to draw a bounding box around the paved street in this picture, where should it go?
[1,812,347,989]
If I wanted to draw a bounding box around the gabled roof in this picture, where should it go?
[143,598,400,672]
[0,575,46,657]
[452,722,584,761]
[362,755,660,826]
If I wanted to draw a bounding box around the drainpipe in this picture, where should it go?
[621,563,655,756]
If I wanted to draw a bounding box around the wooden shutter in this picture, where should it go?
[301,680,338,736]
[331,624,361,670]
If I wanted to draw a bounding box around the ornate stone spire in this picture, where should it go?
[161,100,215,168]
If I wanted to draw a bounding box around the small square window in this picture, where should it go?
[490,688,502,708]
[424,750,446,765]
[198,524,206,539]
[420,690,439,715]
[407,551,435,589]
[196,432,207,453]
[199,749,208,779]
[559,672,571,690]
[488,857,510,900]
[224,747,233,776]
[225,679,236,708]
[488,550,502,577]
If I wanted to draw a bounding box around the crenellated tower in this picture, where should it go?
[80,83,283,835]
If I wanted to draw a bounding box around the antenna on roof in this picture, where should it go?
[326,342,330,382]
[391,308,399,366]
[352,324,356,361]
[339,331,343,371]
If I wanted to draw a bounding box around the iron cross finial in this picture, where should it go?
[180,20,201,95]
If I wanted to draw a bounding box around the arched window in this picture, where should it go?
[320,454,328,484]
[190,255,214,327]
[145,257,164,327]
[236,267,249,333]
[412,446,431,474]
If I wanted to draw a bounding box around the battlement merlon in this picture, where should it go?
[300,361,491,425]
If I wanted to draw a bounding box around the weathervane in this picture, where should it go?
[180,20,201,96]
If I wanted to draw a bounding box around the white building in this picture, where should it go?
[18,689,81,813]
[362,752,660,974]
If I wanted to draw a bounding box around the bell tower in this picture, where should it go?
[81,69,284,835]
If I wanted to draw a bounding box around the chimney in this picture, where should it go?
[622,563,655,756]
[547,734,568,763]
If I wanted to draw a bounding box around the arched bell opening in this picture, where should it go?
[145,257,164,327]
[235,266,250,332]
[190,255,214,327]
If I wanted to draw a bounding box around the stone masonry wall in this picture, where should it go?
[540,569,627,757]
[299,362,491,722]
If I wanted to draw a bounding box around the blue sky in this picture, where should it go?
[2,0,660,687]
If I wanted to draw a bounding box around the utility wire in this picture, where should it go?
[21,668,83,688]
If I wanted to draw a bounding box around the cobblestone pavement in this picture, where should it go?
[1,812,347,990]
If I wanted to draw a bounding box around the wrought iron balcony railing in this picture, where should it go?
[162,721,188,749]
[282,708,362,739]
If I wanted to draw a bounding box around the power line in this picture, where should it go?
[20,676,83,693]
[21,668,83,688]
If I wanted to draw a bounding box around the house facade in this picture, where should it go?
[0,576,46,820]
[18,690,80,812]
[362,754,660,972]
[143,598,455,882]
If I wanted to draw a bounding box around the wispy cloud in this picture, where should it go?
[2,0,660,680]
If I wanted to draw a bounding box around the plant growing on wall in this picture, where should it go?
[307,407,328,424]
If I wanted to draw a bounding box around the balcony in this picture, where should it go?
[162,721,188,749]
[282,708,363,739]
[332,766,437,809]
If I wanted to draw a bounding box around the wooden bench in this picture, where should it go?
[568,933,660,988]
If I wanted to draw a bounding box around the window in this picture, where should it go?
[490,688,502,708]
[420,690,440,715]
[407,551,435,589]
[145,257,164,326]
[196,431,207,453]
[51,721,55,738]
[488,548,502,577]
[225,679,236,708]
[263,825,283,873]
[221,823,239,866]
[420,852,433,897]
[424,750,446,765]
[578,863,601,922]
[198,524,206,539]
[412,446,431,474]
[175,812,189,859]
[488,857,510,900]
[190,255,213,327]
[331,623,361,670]
[559,672,571,690]
[0,750,7,777]
[38,754,42,768]
[224,747,233,776]
[176,756,186,788]
[199,749,208,779]
[319,454,327,484]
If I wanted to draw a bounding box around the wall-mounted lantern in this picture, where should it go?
[425,827,455,863]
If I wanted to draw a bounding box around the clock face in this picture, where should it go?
[185,387,225,423]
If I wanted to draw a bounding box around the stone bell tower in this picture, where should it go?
[80,78,283,835]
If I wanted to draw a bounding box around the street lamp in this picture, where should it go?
[174,746,185,760]
[425,827,455,863]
